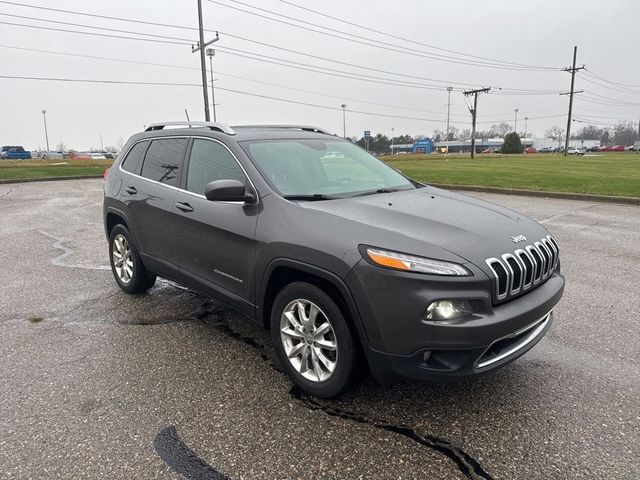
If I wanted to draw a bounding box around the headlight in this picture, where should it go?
[424,300,473,321]
[364,247,471,276]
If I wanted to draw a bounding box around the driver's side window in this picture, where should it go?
[186,139,246,195]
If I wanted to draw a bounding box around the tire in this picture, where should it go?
[108,224,156,294]
[271,282,361,398]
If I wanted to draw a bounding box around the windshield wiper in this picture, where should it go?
[283,194,332,201]
[350,188,403,198]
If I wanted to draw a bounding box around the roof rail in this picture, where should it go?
[144,121,235,135]
[232,125,332,135]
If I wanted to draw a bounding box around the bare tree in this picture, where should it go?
[490,122,512,138]
[545,125,565,140]
[459,128,472,141]
[612,121,638,145]
[55,142,66,152]
[573,125,603,140]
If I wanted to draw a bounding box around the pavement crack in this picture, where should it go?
[0,187,14,199]
[196,298,494,480]
[154,426,230,480]
[40,230,110,270]
[196,300,280,370]
[291,388,494,480]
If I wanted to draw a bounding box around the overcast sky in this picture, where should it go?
[1,0,639,150]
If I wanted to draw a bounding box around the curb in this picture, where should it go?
[430,183,640,206]
[0,174,104,185]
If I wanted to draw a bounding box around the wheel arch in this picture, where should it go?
[258,259,369,348]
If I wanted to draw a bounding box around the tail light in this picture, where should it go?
[104,168,110,179]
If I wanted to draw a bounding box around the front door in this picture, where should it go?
[172,138,258,308]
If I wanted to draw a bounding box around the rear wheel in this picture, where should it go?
[109,224,156,294]
[271,282,361,398]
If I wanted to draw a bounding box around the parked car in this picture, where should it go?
[39,151,63,159]
[525,147,537,154]
[0,145,31,159]
[566,148,586,155]
[587,146,600,152]
[480,148,493,154]
[104,122,564,397]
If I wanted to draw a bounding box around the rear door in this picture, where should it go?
[172,137,258,307]
[129,137,188,264]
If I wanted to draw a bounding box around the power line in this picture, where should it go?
[208,0,561,72]
[0,44,567,123]
[0,11,195,42]
[0,0,198,32]
[279,0,559,71]
[0,4,563,95]
[0,74,565,127]
[0,19,190,45]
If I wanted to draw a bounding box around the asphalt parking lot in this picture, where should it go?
[1,178,638,480]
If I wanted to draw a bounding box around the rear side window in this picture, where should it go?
[186,139,246,195]
[140,138,188,187]
[120,141,148,174]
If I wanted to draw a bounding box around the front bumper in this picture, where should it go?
[345,260,564,382]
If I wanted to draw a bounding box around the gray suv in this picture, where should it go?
[103,122,564,398]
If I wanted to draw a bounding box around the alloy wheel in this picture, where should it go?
[280,299,338,382]
[112,234,134,284]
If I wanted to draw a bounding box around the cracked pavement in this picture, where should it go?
[1,179,638,479]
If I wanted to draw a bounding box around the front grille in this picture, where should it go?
[486,235,559,303]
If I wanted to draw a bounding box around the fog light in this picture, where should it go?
[424,300,473,321]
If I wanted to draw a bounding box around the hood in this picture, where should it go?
[299,186,550,268]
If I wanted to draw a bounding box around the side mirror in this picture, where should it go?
[204,179,256,203]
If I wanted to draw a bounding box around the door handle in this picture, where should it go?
[124,186,137,195]
[175,202,194,213]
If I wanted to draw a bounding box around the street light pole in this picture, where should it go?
[391,127,395,154]
[524,117,528,145]
[446,86,453,141]
[206,48,217,122]
[41,109,50,152]
[514,108,519,134]
[341,104,346,138]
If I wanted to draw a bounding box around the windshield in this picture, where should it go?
[241,138,414,198]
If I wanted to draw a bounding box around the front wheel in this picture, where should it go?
[109,224,156,294]
[271,282,362,398]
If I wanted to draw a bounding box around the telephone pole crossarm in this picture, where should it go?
[463,87,491,159]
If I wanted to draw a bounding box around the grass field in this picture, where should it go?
[0,158,113,181]
[383,152,640,198]
[1,152,639,199]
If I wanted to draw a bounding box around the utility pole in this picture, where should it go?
[463,88,491,159]
[41,109,49,152]
[560,46,585,156]
[206,48,217,121]
[524,116,528,146]
[341,104,347,138]
[514,108,519,134]
[192,0,219,122]
[446,86,453,141]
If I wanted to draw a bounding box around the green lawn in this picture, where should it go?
[0,158,113,181]
[383,152,640,198]
[2,152,639,199]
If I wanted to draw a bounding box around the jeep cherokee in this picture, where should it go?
[103,122,564,398]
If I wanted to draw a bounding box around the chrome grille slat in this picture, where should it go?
[486,236,559,303]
